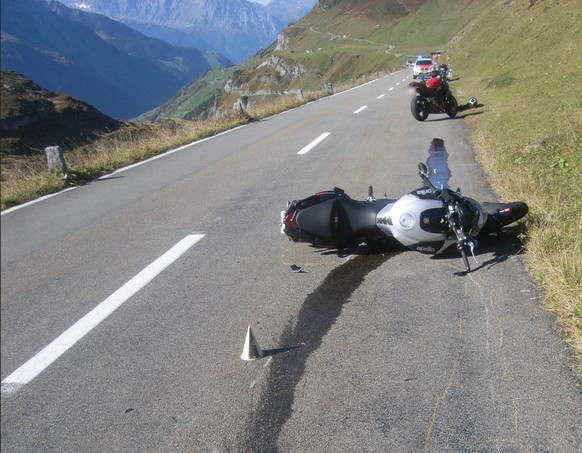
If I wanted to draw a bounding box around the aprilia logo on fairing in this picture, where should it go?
[416,188,434,196]
[416,246,436,253]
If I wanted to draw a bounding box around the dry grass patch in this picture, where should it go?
[446,0,582,372]
[1,115,250,210]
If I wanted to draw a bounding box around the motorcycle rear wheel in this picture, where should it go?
[411,97,429,121]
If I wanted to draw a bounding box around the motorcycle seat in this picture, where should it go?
[296,197,387,244]
[332,198,387,240]
[295,199,335,238]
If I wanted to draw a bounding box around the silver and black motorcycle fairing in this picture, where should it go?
[280,163,528,273]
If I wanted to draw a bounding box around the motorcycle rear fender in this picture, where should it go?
[290,188,347,211]
[479,201,529,234]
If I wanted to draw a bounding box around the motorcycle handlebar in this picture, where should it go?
[418,163,476,271]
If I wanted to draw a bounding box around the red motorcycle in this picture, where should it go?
[408,78,459,121]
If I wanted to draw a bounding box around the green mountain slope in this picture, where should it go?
[143,0,492,120]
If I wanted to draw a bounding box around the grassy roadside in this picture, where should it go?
[445,0,581,373]
[1,117,247,209]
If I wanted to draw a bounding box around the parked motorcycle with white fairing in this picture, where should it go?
[280,163,528,273]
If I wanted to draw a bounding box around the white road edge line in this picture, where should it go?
[353,106,368,114]
[1,233,205,395]
[297,132,330,155]
[0,123,249,216]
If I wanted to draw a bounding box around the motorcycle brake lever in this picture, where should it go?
[468,240,479,265]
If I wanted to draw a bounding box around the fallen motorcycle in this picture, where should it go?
[408,79,458,121]
[280,163,528,273]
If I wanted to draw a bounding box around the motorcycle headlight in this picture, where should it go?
[399,212,416,229]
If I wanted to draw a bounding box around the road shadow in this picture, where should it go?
[313,240,407,258]
[424,102,485,122]
[457,111,485,118]
[427,110,484,122]
[301,226,525,275]
[262,344,304,357]
[458,102,484,112]
[429,226,527,273]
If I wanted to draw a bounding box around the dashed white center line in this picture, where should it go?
[389,87,394,91]
[1,233,205,394]
[353,106,368,114]
[297,132,330,155]
[376,94,385,99]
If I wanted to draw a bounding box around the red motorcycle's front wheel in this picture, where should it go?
[445,95,459,118]
[411,97,429,121]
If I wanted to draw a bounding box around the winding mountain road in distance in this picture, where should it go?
[2,70,580,452]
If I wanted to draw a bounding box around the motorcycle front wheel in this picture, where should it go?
[411,97,429,121]
[445,95,459,118]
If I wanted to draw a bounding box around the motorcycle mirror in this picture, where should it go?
[418,162,428,176]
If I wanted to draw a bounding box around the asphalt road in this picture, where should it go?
[2,70,580,452]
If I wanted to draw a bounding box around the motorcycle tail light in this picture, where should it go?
[284,210,299,233]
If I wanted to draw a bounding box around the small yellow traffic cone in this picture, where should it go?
[240,326,264,361]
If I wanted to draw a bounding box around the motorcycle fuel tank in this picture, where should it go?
[376,191,451,254]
